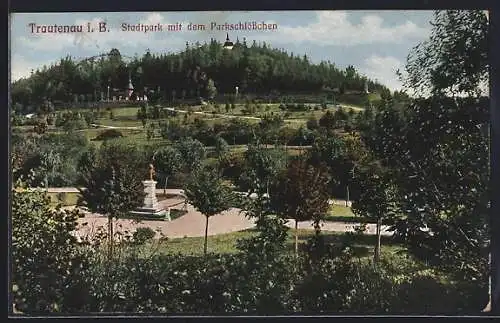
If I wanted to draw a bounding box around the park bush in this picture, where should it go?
[133,227,156,245]
[12,193,485,316]
[12,184,92,314]
[60,244,480,315]
[93,129,124,141]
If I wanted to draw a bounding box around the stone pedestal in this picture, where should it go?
[130,180,171,220]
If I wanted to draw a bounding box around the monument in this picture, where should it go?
[130,164,171,220]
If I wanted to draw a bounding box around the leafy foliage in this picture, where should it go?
[401,10,488,97]
[153,146,183,192]
[174,137,206,173]
[11,183,90,314]
[93,129,124,141]
[377,10,490,280]
[270,159,331,254]
[351,159,398,262]
[184,166,233,254]
[78,141,146,218]
[133,227,157,245]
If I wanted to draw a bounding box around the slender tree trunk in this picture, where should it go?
[374,218,381,263]
[105,214,114,312]
[164,176,169,195]
[346,184,350,207]
[295,219,299,257]
[107,215,114,261]
[204,215,209,255]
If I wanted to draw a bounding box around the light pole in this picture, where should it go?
[107,77,110,101]
[346,166,355,207]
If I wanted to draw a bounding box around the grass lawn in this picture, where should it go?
[323,204,360,223]
[323,204,394,225]
[97,118,143,128]
[147,228,404,257]
[110,106,140,118]
[48,192,81,207]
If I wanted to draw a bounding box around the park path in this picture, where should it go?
[54,190,390,240]
[89,123,141,130]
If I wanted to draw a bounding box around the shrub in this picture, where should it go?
[133,227,156,245]
[63,118,88,132]
[12,184,91,314]
[93,129,124,141]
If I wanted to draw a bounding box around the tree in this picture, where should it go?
[174,137,206,173]
[270,159,331,256]
[351,159,397,263]
[206,78,217,100]
[259,114,284,145]
[244,144,286,196]
[318,110,336,129]
[137,104,148,127]
[184,167,232,255]
[78,141,146,260]
[308,133,348,197]
[400,10,488,97]
[384,10,489,282]
[153,146,183,194]
[306,117,319,131]
[214,134,230,164]
[34,118,48,134]
[37,149,62,189]
[12,181,89,314]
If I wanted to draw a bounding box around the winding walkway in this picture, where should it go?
[47,187,391,240]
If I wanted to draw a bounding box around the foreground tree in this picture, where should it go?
[12,180,89,314]
[270,159,331,256]
[78,141,146,260]
[384,10,490,280]
[351,159,397,263]
[184,166,233,255]
[401,10,488,97]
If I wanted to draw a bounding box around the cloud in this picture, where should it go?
[17,13,186,54]
[360,55,404,91]
[263,11,429,46]
[10,55,58,81]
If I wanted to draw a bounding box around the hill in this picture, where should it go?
[11,40,391,114]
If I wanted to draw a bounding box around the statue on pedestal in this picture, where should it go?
[130,163,170,220]
[148,163,155,181]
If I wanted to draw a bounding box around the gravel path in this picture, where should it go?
[74,197,256,240]
[70,194,391,241]
[46,187,382,239]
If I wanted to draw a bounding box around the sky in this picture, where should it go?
[10,11,435,91]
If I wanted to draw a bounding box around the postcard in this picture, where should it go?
[10,10,492,316]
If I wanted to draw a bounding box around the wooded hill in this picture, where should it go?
[11,39,390,111]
